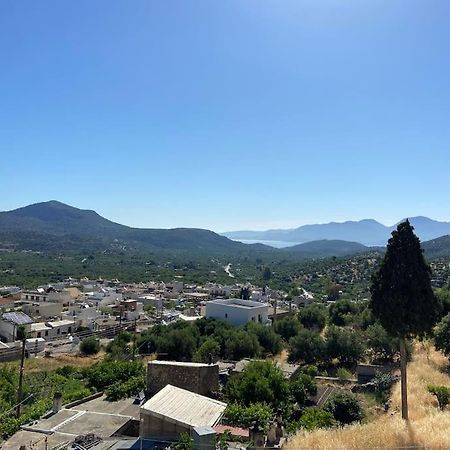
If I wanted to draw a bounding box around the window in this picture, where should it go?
[37,332,41,338]
[45,331,48,337]
[225,313,228,318]
[57,329,60,335]
[68,326,72,333]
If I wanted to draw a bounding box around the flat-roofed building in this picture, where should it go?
[0,312,33,342]
[205,298,269,326]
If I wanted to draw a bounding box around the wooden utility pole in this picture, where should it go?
[16,338,26,418]
[132,318,137,360]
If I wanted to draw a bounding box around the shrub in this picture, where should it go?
[105,375,145,401]
[80,336,100,355]
[84,359,144,391]
[224,402,273,429]
[336,368,353,380]
[324,392,364,425]
[427,384,450,410]
[295,407,335,431]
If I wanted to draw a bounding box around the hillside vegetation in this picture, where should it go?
[285,344,450,450]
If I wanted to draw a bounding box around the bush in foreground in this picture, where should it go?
[427,384,450,410]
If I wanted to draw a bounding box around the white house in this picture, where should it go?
[205,299,269,326]
[0,312,33,342]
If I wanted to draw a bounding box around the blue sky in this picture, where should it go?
[1,0,450,231]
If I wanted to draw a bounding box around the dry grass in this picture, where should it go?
[23,352,105,372]
[284,343,450,450]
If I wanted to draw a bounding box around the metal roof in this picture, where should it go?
[1,312,33,325]
[141,384,226,428]
[148,360,213,368]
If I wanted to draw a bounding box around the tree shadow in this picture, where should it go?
[405,421,425,449]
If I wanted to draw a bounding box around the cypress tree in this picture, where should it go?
[370,220,441,420]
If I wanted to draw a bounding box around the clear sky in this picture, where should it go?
[1,0,450,231]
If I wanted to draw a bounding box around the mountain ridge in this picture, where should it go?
[223,216,450,246]
[0,201,267,253]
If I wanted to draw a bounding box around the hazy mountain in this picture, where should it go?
[422,235,450,258]
[0,201,267,253]
[283,239,371,258]
[224,217,450,246]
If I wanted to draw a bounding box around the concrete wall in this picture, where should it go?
[140,412,189,439]
[23,302,62,318]
[147,362,219,396]
[205,300,269,326]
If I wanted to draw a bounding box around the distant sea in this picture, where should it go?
[233,239,301,249]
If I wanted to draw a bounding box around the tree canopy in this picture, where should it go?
[370,220,441,337]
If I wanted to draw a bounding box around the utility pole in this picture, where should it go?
[16,338,26,418]
[132,318,137,360]
[272,296,277,326]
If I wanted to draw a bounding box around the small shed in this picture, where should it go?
[140,384,226,439]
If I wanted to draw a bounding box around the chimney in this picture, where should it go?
[53,392,63,413]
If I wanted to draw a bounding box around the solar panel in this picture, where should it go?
[2,312,33,325]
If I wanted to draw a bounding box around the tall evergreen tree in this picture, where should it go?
[370,220,441,420]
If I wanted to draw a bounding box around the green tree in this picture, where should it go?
[246,322,282,355]
[329,300,357,326]
[295,407,335,431]
[324,392,364,425]
[289,329,326,364]
[80,336,100,355]
[227,360,289,408]
[299,304,327,331]
[325,326,365,366]
[370,220,441,420]
[364,322,400,363]
[274,316,302,341]
[290,374,317,406]
[225,330,261,361]
[193,338,221,363]
[224,402,273,429]
[262,267,272,282]
[433,313,450,359]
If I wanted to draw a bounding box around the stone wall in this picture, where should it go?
[147,361,219,396]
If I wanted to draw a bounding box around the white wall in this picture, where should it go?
[205,300,268,326]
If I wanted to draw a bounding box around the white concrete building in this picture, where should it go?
[205,299,269,326]
[0,312,33,342]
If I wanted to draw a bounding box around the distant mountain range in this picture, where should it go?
[1,201,450,259]
[223,217,450,247]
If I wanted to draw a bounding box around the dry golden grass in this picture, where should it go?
[23,352,105,372]
[284,343,450,450]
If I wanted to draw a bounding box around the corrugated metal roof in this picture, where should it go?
[148,360,212,368]
[2,312,33,325]
[141,384,226,428]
